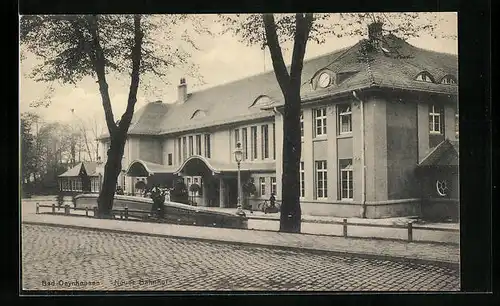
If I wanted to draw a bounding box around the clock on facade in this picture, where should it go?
[318,72,331,88]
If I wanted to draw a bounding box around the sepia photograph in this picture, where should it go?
[19,12,460,292]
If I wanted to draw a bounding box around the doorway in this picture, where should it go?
[225,178,238,208]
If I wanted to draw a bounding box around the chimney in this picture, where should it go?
[368,21,383,42]
[177,77,187,104]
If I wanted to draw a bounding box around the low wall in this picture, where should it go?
[421,198,459,221]
[250,198,422,219]
[74,194,248,229]
[365,199,421,219]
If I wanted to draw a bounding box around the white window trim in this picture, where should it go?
[314,108,327,138]
[429,105,442,134]
[340,163,354,201]
[259,177,266,197]
[300,111,304,139]
[271,177,277,195]
[315,161,328,200]
[300,161,305,199]
[339,105,352,134]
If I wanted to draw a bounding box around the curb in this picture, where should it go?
[22,220,459,270]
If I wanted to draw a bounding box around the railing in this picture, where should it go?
[34,202,458,244]
[35,203,152,221]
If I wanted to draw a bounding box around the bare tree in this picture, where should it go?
[20,14,209,217]
[220,13,455,233]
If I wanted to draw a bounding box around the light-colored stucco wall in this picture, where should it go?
[363,96,388,202]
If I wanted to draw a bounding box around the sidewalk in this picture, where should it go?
[22,211,460,268]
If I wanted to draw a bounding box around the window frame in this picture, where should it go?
[314,107,327,137]
[234,128,240,147]
[188,136,194,156]
[300,161,305,198]
[196,134,202,155]
[242,128,248,160]
[259,177,266,197]
[315,160,328,199]
[204,134,211,158]
[271,177,276,195]
[251,126,258,160]
[300,110,304,138]
[429,104,443,134]
[338,104,352,134]
[167,153,173,166]
[261,124,269,159]
[339,159,354,200]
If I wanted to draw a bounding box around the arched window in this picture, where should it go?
[440,75,457,85]
[415,71,435,83]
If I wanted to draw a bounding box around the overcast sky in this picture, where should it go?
[19,13,457,131]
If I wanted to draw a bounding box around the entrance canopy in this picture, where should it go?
[174,155,276,176]
[126,159,177,188]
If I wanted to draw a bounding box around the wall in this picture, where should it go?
[385,99,419,200]
[417,103,430,161]
[162,138,176,166]
[363,96,388,202]
[138,136,162,164]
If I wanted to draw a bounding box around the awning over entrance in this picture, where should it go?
[126,159,178,188]
[126,159,177,176]
[174,155,275,176]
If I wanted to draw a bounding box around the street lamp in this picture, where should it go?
[233,142,245,217]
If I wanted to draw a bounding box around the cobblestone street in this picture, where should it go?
[21,224,460,291]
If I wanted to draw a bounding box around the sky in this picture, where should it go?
[19,13,458,132]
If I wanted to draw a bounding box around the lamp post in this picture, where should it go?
[233,142,245,217]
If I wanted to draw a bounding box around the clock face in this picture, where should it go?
[318,72,331,88]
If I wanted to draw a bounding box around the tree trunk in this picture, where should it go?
[263,13,312,233]
[279,91,302,233]
[97,132,125,218]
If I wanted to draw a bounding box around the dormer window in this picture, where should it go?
[416,72,435,83]
[191,109,207,119]
[251,95,273,108]
[318,72,332,88]
[441,75,457,85]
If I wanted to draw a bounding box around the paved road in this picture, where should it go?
[21,224,459,291]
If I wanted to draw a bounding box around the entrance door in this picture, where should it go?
[225,178,238,208]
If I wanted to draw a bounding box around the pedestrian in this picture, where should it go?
[269,193,276,207]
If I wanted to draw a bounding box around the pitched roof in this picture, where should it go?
[98,33,457,138]
[58,161,99,177]
[418,139,459,167]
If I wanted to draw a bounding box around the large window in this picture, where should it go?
[251,126,258,160]
[300,110,304,137]
[259,177,266,197]
[338,104,352,134]
[300,161,305,198]
[272,123,276,160]
[314,108,327,137]
[177,138,182,163]
[271,177,276,195]
[196,135,202,155]
[429,104,442,134]
[261,125,269,159]
[242,128,248,160]
[234,129,240,147]
[315,161,328,199]
[182,137,187,160]
[204,134,211,158]
[339,159,353,200]
[188,136,194,156]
